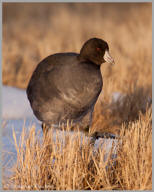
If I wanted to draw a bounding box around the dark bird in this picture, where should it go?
[26,38,114,135]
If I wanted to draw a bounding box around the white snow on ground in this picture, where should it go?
[2,86,42,177]
[2,85,119,178]
[111,91,125,104]
[2,86,36,119]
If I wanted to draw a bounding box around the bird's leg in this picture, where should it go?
[79,105,94,132]
[41,122,45,133]
[41,122,52,136]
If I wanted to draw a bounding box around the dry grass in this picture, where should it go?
[2,3,152,190]
[3,107,152,190]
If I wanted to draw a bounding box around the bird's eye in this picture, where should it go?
[96,47,101,51]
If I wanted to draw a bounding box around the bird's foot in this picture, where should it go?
[91,132,119,140]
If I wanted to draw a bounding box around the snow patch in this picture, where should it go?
[2,86,35,119]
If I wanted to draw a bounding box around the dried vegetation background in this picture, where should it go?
[2,3,152,190]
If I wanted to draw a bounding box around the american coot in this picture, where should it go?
[26,38,114,134]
